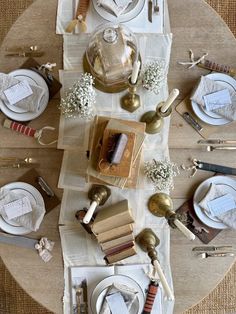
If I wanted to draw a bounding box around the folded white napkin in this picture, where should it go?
[99,283,137,314]
[199,183,236,229]
[190,76,236,121]
[0,188,45,232]
[97,0,132,17]
[0,73,45,112]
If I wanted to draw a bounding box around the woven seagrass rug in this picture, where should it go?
[0,0,235,313]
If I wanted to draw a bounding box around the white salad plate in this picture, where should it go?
[191,73,236,125]
[90,275,145,314]
[193,175,236,229]
[0,69,49,121]
[92,0,145,23]
[0,182,44,235]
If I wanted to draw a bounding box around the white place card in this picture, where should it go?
[203,89,232,111]
[3,80,33,106]
[207,194,235,216]
[106,292,129,314]
[3,196,32,220]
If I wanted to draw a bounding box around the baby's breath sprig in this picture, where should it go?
[144,159,179,191]
[142,60,167,95]
[59,73,96,119]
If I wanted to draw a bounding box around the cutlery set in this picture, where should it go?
[192,246,234,259]
[4,46,44,58]
[0,156,38,169]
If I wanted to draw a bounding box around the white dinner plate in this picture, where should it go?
[0,182,44,235]
[90,275,145,314]
[0,69,49,121]
[191,73,236,125]
[92,0,145,23]
[193,176,236,229]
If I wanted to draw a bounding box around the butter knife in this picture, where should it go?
[148,0,153,23]
[198,139,236,145]
[5,51,44,57]
[183,112,203,132]
[193,246,233,251]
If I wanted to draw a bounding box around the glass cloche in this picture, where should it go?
[84,23,140,93]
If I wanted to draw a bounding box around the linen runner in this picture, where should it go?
[56,0,174,313]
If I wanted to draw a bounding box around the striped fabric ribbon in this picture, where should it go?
[142,281,159,314]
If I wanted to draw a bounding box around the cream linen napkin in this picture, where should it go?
[190,76,236,121]
[0,73,45,112]
[199,183,236,229]
[97,0,132,17]
[99,283,138,314]
[0,188,45,232]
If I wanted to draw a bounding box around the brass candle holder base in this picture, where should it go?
[88,184,111,205]
[135,228,160,262]
[121,77,141,113]
[148,193,184,228]
[140,103,172,134]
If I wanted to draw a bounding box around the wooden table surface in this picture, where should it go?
[0,0,236,313]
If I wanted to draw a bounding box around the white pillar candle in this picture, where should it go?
[83,201,98,224]
[174,218,196,241]
[131,60,141,84]
[160,88,180,113]
[153,260,175,301]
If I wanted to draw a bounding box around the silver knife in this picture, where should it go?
[192,246,233,252]
[183,112,203,132]
[0,162,40,169]
[5,51,44,57]
[198,139,236,145]
[148,0,153,23]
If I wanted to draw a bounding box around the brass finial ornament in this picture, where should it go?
[120,76,141,112]
[148,193,195,241]
[83,185,111,224]
[140,89,179,134]
[136,228,174,301]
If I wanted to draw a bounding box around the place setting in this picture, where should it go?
[57,0,165,35]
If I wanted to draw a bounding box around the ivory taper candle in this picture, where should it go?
[174,219,196,241]
[83,201,98,224]
[153,260,175,301]
[131,60,141,84]
[160,88,179,113]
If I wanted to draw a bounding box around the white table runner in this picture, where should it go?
[57,1,174,313]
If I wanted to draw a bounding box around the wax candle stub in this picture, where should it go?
[161,88,179,113]
[131,60,141,84]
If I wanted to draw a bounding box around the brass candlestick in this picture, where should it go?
[121,77,141,113]
[148,193,195,240]
[140,102,172,134]
[135,228,160,262]
[83,185,111,224]
[88,184,111,205]
[148,193,176,227]
[136,228,175,300]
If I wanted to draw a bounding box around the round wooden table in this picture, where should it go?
[0,0,236,313]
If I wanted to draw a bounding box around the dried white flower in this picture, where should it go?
[59,73,96,119]
[144,159,179,191]
[142,60,167,95]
